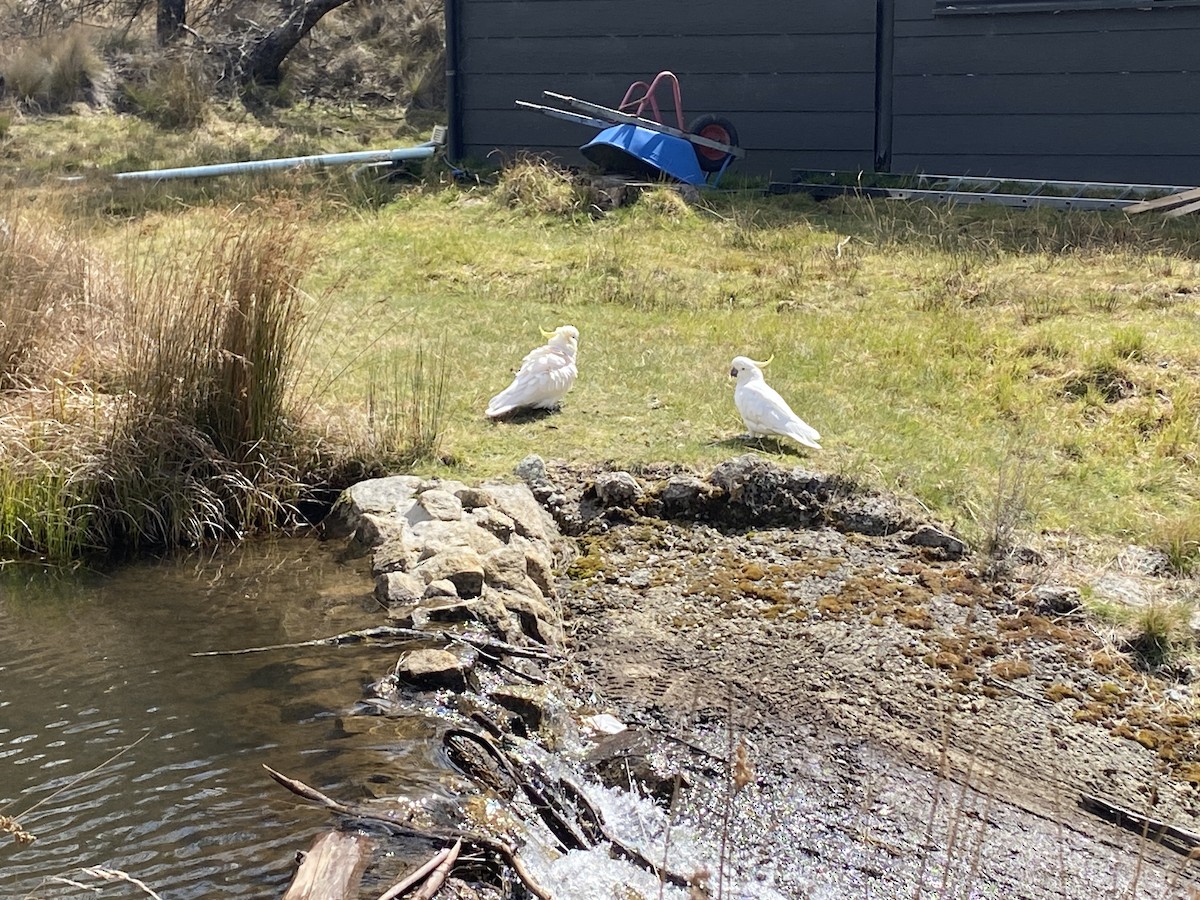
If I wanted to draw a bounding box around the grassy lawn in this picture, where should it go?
[300,184,1200,553]
[4,108,1200,561]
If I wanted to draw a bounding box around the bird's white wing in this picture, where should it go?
[486,346,577,417]
[738,382,821,448]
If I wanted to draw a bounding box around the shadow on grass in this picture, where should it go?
[487,406,562,425]
[708,435,814,459]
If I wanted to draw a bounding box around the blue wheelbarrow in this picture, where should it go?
[517,71,743,188]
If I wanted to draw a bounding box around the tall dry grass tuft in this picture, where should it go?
[88,215,317,553]
[1,29,107,110]
[0,207,87,388]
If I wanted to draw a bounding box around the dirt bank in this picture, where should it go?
[531,455,1200,898]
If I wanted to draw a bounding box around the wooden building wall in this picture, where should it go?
[890,1,1200,184]
[451,0,879,178]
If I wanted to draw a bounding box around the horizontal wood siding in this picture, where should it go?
[890,0,1200,183]
[457,0,878,178]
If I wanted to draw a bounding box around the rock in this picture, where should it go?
[395,649,470,691]
[350,513,408,558]
[511,534,557,596]
[412,547,485,597]
[1118,544,1173,577]
[411,596,506,629]
[493,589,563,646]
[1032,584,1082,616]
[376,571,425,605]
[514,454,547,484]
[484,545,542,597]
[321,475,423,539]
[417,489,464,521]
[410,519,504,560]
[827,495,909,537]
[371,530,417,576]
[479,482,557,543]
[594,471,642,507]
[907,524,968,559]
[490,684,574,748]
[471,506,517,541]
[707,456,827,524]
[585,730,684,805]
[424,579,460,599]
[660,474,715,518]
[488,684,554,733]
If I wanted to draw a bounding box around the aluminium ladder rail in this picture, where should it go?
[770,170,1198,212]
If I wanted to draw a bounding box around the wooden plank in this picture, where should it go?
[892,113,1200,157]
[465,72,877,116]
[461,141,875,179]
[283,830,374,900]
[894,0,1200,29]
[462,0,875,38]
[893,72,1200,117]
[1123,186,1200,215]
[1162,196,1200,219]
[465,109,876,153]
[459,33,877,76]
[892,31,1200,76]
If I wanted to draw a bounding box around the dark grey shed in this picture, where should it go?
[445,0,1200,185]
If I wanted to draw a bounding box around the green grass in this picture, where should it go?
[283,184,1200,550]
[5,106,1200,557]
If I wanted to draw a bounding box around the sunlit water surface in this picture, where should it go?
[0,539,433,899]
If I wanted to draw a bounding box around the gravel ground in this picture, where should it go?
[530,455,1200,899]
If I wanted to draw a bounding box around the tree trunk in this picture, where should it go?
[239,0,355,87]
[156,0,186,45]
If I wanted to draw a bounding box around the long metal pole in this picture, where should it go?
[114,141,441,182]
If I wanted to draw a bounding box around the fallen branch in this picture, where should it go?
[412,838,462,900]
[1079,792,1200,856]
[264,765,552,900]
[376,846,450,900]
[193,625,560,661]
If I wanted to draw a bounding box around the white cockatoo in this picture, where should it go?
[730,355,821,450]
[486,325,579,418]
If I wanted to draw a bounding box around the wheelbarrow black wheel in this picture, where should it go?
[687,114,739,173]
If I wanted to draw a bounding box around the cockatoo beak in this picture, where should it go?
[751,355,774,368]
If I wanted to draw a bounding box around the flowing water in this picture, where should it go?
[0,538,451,899]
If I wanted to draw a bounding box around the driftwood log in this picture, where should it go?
[264,765,553,900]
[283,831,374,900]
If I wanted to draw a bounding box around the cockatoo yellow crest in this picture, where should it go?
[729,355,821,450]
[486,325,579,418]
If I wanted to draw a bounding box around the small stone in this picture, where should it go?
[660,474,714,518]
[412,547,485,597]
[494,589,563,646]
[395,649,470,691]
[1032,584,1081,615]
[514,454,547,484]
[376,571,424,605]
[418,489,464,521]
[424,578,460,599]
[1118,544,1173,577]
[471,506,517,540]
[907,524,968,558]
[594,471,642,507]
[484,545,542,597]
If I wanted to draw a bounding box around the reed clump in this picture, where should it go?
[0,205,448,562]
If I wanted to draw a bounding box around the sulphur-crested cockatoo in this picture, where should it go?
[486,325,579,418]
[730,355,821,450]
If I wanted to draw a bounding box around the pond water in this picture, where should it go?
[0,538,441,899]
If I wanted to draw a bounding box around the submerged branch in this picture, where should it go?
[193,625,561,661]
